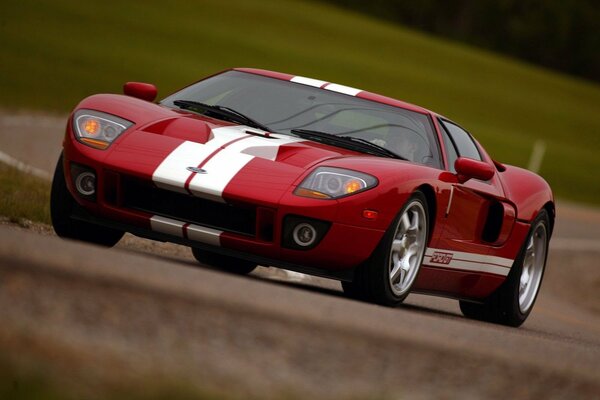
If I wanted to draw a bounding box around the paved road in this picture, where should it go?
[1,110,599,399]
[0,110,65,173]
[1,225,599,400]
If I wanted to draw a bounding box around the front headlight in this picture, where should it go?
[294,167,378,199]
[73,110,133,149]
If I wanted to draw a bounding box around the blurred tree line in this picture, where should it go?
[320,0,599,82]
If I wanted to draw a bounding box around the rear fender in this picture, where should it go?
[498,165,554,225]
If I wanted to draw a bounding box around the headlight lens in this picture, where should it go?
[73,110,133,149]
[294,167,378,199]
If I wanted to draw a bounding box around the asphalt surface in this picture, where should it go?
[1,110,599,399]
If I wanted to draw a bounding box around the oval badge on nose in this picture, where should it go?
[186,166,207,174]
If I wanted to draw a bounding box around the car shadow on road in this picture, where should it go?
[144,252,466,321]
[248,270,465,321]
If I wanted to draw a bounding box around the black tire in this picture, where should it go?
[50,154,124,247]
[343,192,429,306]
[191,247,257,275]
[459,209,550,327]
[341,280,362,299]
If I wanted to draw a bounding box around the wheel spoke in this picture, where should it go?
[521,236,535,292]
[401,213,411,232]
[400,258,411,284]
[390,261,402,283]
[399,266,406,285]
[402,256,411,271]
[408,210,419,231]
[408,241,420,253]
[520,267,529,291]
[391,238,404,254]
[524,237,535,266]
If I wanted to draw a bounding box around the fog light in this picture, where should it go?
[292,223,317,247]
[282,215,330,250]
[75,171,96,196]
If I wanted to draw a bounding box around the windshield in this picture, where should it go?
[162,71,441,168]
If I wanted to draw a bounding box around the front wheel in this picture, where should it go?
[50,154,124,247]
[460,209,550,327]
[191,247,257,275]
[343,192,429,306]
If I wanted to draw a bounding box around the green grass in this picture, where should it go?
[1,0,599,204]
[0,163,50,224]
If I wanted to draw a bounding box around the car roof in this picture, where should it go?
[234,68,436,117]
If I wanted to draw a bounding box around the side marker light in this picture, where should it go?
[363,209,378,220]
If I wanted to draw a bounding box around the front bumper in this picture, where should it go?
[70,204,360,281]
[62,135,387,276]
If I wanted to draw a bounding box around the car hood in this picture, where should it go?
[104,106,357,206]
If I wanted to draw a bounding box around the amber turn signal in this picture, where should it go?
[344,179,363,194]
[81,137,109,149]
[294,187,332,199]
[83,118,100,135]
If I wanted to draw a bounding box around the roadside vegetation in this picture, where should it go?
[0,163,50,225]
[0,357,229,400]
[1,0,599,205]
[322,0,600,83]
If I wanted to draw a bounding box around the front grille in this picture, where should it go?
[121,177,256,236]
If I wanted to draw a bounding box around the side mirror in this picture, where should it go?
[455,157,495,183]
[123,82,157,102]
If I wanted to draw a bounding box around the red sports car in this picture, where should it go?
[51,68,554,326]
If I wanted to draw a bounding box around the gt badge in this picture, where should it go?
[430,251,453,265]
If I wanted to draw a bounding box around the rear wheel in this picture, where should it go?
[50,154,124,247]
[343,192,429,306]
[191,247,257,275]
[459,209,550,327]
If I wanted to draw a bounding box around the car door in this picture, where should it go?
[434,119,516,258]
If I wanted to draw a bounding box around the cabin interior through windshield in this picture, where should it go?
[162,71,441,167]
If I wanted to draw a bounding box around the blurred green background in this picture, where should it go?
[1,0,599,204]
[322,0,600,83]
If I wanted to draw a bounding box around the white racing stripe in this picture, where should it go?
[152,125,301,203]
[152,134,236,193]
[324,83,362,96]
[291,76,328,88]
[188,147,254,201]
[291,76,363,96]
[423,247,513,276]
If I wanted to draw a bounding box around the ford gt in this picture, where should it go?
[50,68,554,326]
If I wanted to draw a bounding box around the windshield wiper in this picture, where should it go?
[291,128,406,160]
[173,100,271,132]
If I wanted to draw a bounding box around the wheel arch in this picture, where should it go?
[499,164,554,226]
[542,201,556,237]
[416,184,436,245]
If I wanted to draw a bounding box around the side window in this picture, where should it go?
[440,119,482,162]
[439,124,459,172]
